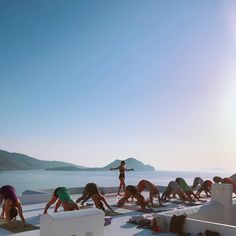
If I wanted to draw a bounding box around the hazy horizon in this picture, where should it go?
[1,1,236,172]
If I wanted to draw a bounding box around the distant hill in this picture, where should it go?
[46,157,155,172]
[0,150,85,170]
[0,149,155,172]
[46,166,83,171]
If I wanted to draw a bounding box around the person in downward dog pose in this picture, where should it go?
[76,183,114,212]
[196,180,212,197]
[161,181,193,205]
[117,185,152,211]
[43,187,79,214]
[175,177,201,202]
[191,177,204,191]
[0,185,26,225]
[222,178,236,194]
[137,179,163,206]
[213,176,222,183]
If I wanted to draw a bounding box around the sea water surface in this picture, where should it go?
[0,170,233,195]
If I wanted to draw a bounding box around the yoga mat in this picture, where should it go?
[0,219,7,225]
[170,200,183,204]
[104,210,123,216]
[188,202,203,206]
[151,204,167,208]
[120,204,157,213]
[0,220,39,233]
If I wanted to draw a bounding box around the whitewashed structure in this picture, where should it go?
[40,208,104,236]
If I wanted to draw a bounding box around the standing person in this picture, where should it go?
[76,183,114,212]
[43,187,79,214]
[110,161,134,195]
[137,180,163,206]
[0,185,26,225]
[117,185,151,211]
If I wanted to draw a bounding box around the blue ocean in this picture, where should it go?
[0,170,232,195]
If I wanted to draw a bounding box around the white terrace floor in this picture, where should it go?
[0,192,202,236]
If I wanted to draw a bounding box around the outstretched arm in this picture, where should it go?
[102,198,114,212]
[16,201,26,225]
[3,200,20,224]
[4,201,11,223]
[179,191,193,204]
[150,192,163,206]
[191,191,201,201]
[43,194,58,214]
[76,195,90,204]
[81,196,91,205]
[126,168,134,171]
[1,202,5,218]
[161,191,167,201]
[76,186,90,203]
[110,166,119,170]
[54,200,61,212]
[144,200,152,211]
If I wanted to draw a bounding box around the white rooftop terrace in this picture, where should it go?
[0,184,236,236]
[0,191,179,236]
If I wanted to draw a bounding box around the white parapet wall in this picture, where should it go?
[211,183,233,225]
[19,193,52,205]
[40,208,105,236]
[157,183,236,235]
[161,214,236,236]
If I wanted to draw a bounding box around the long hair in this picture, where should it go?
[99,202,105,211]
[9,207,18,221]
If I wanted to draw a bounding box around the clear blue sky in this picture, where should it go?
[1,0,236,171]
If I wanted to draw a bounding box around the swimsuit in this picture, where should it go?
[119,173,125,179]
[54,187,74,204]
[0,185,17,205]
[178,179,192,192]
[119,165,125,179]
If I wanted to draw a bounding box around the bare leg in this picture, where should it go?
[118,179,125,195]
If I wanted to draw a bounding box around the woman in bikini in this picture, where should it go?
[43,187,80,214]
[76,183,113,212]
[110,161,134,195]
[0,185,26,225]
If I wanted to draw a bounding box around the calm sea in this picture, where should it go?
[0,170,233,195]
